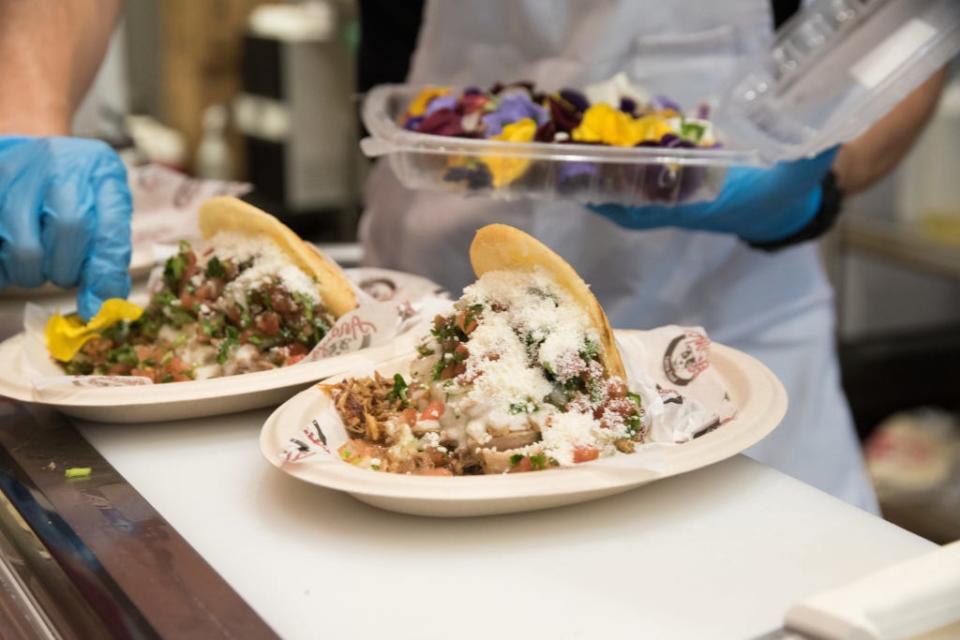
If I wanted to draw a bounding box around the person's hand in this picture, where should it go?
[0,136,132,320]
[590,148,838,244]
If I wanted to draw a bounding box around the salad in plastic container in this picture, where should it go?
[361,0,959,208]
[361,74,748,207]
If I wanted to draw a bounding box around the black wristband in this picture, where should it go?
[747,170,845,252]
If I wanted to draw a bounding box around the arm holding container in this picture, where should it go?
[592,69,949,248]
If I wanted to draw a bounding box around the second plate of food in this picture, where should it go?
[260,224,787,516]
[0,197,439,423]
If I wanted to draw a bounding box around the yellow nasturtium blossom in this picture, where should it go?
[572,103,674,147]
[631,114,675,143]
[45,299,143,362]
[484,117,538,188]
[406,86,453,117]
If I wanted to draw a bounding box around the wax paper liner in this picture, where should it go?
[275,325,735,479]
[128,164,251,271]
[21,268,450,400]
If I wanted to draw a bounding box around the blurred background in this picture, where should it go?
[77,0,960,541]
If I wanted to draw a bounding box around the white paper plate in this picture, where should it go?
[259,332,787,517]
[0,332,418,423]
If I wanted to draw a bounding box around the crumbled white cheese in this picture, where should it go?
[208,231,318,306]
[540,412,598,466]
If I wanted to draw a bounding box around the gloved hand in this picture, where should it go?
[0,136,132,320]
[590,147,839,244]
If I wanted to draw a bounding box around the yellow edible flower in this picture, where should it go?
[406,86,452,117]
[45,299,143,362]
[484,117,537,188]
[572,103,674,147]
[632,114,675,143]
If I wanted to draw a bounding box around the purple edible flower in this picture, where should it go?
[651,95,682,113]
[424,94,458,118]
[464,86,483,96]
[697,103,711,120]
[545,95,581,133]
[559,89,589,112]
[619,97,638,115]
[416,108,464,137]
[482,92,549,137]
[403,116,424,131]
[636,137,704,201]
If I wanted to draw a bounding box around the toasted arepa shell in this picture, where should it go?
[469,224,626,379]
[198,196,357,317]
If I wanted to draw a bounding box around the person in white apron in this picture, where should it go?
[359,0,946,511]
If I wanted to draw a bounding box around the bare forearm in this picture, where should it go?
[833,67,948,195]
[0,0,123,135]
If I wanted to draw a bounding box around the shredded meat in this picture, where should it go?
[326,372,401,444]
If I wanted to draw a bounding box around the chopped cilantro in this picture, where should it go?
[529,453,547,470]
[205,256,226,278]
[417,344,435,357]
[580,338,600,360]
[509,454,524,466]
[627,391,642,409]
[509,400,539,415]
[247,334,262,346]
[431,358,446,382]
[217,326,241,365]
[387,373,409,406]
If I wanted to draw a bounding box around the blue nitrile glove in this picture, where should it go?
[0,136,132,320]
[590,147,839,244]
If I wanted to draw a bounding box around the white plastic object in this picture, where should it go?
[721,0,960,163]
[785,541,960,640]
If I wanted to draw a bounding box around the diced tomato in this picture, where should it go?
[420,400,445,421]
[288,342,309,356]
[606,379,627,399]
[195,278,222,301]
[285,354,305,366]
[179,291,195,311]
[255,311,281,336]
[455,310,478,335]
[270,289,294,313]
[454,343,470,359]
[401,408,418,426]
[440,362,466,380]
[573,446,599,463]
[509,457,533,473]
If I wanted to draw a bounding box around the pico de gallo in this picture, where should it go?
[62,236,335,382]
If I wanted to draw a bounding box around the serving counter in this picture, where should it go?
[0,291,935,640]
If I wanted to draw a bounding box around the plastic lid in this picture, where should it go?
[718,0,960,164]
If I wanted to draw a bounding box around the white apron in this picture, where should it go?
[360,0,878,511]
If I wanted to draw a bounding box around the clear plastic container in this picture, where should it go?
[360,0,960,206]
[360,84,745,206]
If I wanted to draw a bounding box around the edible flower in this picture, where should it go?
[45,299,143,362]
[405,86,452,118]
[631,114,675,143]
[484,117,536,187]
[572,104,675,147]
[482,92,548,137]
